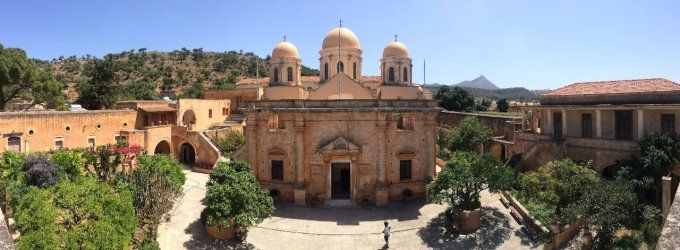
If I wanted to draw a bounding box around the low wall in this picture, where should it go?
[501,191,549,235]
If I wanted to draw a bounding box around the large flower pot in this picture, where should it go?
[581,231,593,250]
[456,208,483,233]
[205,220,235,240]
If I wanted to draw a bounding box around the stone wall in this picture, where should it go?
[204,88,259,111]
[437,111,521,140]
[177,99,230,131]
[0,110,137,152]
[657,186,680,250]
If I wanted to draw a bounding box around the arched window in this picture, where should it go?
[324,63,329,80]
[353,63,357,79]
[388,67,395,82]
[403,67,408,82]
[7,136,20,152]
[337,61,344,73]
[287,67,293,81]
[273,68,279,82]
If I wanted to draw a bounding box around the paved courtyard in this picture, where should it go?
[157,170,542,249]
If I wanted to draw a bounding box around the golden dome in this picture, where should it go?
[382,41,409,58]
[322,27,361,49]
[272,41,300,58]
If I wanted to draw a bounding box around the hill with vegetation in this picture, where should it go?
[424,84,540,102]
[36,48,320,103]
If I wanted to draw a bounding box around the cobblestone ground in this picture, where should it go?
[158,170,542,250]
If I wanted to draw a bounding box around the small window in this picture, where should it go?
[353,63,357,79]
[208,109,212,118]
[337,61,344,73]
[87,137,95,148]
[54,137,64,150]
[273,68,279,82]
[388,67,395,82]
[403,67,408,82]
[271,160,284,181]
[268,115,285,131]
[287,67,293,81]
[222,108,228,116]
[662,114,676,135]
[397,115,414,130]
[27,129,35,136]
[65,126,71,132]
[7,136,21,152]
[324,63,329,80]
[581,114,593,138]
[399,160,412,181]
[96,123,102,130]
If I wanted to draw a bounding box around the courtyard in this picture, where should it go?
[157,170,542,250]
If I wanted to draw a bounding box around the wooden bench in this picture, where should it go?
[510,207,524,225]
[499,196,510,209]
[521,226,538,241]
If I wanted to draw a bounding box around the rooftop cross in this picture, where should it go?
[394,34,398,42]
[283,35,286,42]
[339,19,343,28]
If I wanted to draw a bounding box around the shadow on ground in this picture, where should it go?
[270,199,426,225]
[182,219,256,250]
[417,206,535,249]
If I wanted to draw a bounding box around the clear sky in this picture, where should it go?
[1,0,678,89]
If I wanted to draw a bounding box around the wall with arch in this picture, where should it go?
[177,99,231,131]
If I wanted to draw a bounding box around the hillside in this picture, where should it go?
[36,48,320,101]
[455,75,499,90]
[423,84,540,101]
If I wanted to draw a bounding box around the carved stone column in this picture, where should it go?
[424,114,436,181]
[596,109,602,138]
[293,115,306,205]
[637,109,645,140]
[375,113,389,206]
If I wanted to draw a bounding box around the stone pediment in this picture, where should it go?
[315,136,362,154]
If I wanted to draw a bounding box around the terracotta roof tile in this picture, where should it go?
[543,78,680,96]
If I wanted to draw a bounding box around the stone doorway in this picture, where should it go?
[331,163,351,199]
[180,143,196,166]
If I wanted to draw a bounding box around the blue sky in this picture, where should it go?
[1,0,678,89]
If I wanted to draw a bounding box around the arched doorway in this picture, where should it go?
[180,143,196,166]
[154,140,171,155]
[182,109,196,127]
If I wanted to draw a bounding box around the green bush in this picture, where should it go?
[215,130,246,156]
[444,117,493,152]
[15,179,138,249]
[201,161,273,229]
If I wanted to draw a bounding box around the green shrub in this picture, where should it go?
[15,179,138,249]
[444,117,493,152]
[215,130,246,156]
[201,161,273,229]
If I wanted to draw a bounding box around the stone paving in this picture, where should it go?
[158,170,542,249]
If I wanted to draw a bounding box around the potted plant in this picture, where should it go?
[269,188,281,202]
[402,188,413,203]
[427,152,512,233]
[581,229,593,250]
[201,160,274,240]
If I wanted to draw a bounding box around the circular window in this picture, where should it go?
[27,129,35,136]
[65,126,71,132]
[96,123,102,130]
[123,122,128,127]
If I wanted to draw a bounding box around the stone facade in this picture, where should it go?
[233,100,439,205]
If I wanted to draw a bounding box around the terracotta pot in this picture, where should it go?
[456,208,483,233]
[205,220,235,240]
[581,231,593,250]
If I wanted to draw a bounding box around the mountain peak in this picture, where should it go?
[456,75,500,90]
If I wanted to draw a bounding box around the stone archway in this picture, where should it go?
[182,109,196,128]
[180,142,196,166]
[154,140,171,155]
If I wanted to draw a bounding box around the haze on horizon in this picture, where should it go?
[1,0,678,90]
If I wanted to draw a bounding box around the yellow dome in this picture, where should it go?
[272,41,300,58]
[382,41,409,58]
[322,27,361,49]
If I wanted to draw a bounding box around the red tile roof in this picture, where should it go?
[544,78,680,96]
[236,76,382,85]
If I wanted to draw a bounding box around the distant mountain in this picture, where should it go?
[456,75,500,90]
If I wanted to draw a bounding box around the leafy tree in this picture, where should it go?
[301,65,320,76]
[496,99,509,112]
[15,179,138,249]
[518,159,598,223]
[50,151,84,181]
[120,155,185,246]
[77,58,120,109]
[562,180,637,248]
[123,80,161,100]
[444,116,493,152]
[201,160,274,230]
[176,82,204,99]
[0,44,66,110]
[23,154,60,188]
[434,86,475,112]
[427,152,512,211]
